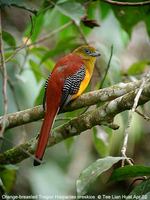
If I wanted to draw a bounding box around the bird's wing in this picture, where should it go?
[60,65,86,109]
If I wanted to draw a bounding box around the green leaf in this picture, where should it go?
[1,165,18,171]
[111,4,150,36]
[92,127,109,157]
[0,165,18,193]
[57,0,69,3]
[25,13,44,42]
[128,60,150,75]
[110,165,150,182]
[127,179,150,198]
[139,192,150,200]
[29,46,55,71]
[0,177,6,194]
[2,31,16,48]
[4,51,14,59]
[29,46,48,57]
[56,0,85,25]
[76,156,124,196]
[42,59,55,71]
[29,60,42,82]
[64,137,75,152]
[99,1,111,19]
[40,36,77,64]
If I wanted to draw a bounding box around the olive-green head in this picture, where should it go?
[73,45,100,60]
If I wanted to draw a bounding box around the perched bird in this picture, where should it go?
[34,45,100,166]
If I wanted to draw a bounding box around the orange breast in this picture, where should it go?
[71,68,91,100]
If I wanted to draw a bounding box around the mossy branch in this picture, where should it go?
[0,80,141,130]
[0,81,150,165]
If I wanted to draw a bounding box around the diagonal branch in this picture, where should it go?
[0,80,142,130]
[4,16,34,65]
[121,73,150,166]
[0,81,150,164]
[4,21,73,54]
[101,0,150,6]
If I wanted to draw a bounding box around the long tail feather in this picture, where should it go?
[33,108,58,166]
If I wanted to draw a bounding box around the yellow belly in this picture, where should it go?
[71,69,91,100]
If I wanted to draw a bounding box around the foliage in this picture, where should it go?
[76,157,124,196]
[0,0,150,197]
[0,165,18,193]
[110,165,150,181]
[128,179,150,197]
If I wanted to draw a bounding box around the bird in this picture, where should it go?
[34,45,100,166]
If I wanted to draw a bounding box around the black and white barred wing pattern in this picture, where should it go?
[43,73,51,110]
[60,65,86,108]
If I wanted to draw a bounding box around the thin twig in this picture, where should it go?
[0,10,8,138]
[4,21,73,56]
[121,72,150,166]
[3,15,34,65]
[101,0,150,6]
[74,22,88,44]
[10,4,37,15]
[99,45,113,89]
[30,21,73,47]
[51,0,88,44]
[0,13,28,156]
[19,46,29,74]
[127,177,147,194]
[7,76,20,110]
[135,109,150,121]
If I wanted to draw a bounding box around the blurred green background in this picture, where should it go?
[0,0,150,198]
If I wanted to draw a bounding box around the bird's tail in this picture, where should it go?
[33,108,59,166]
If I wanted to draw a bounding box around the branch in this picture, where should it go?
[121,73,150,166]
[11,4,37,15]
[0,10,8,137]
[5,21,73,54]
[3,16,34,65]
[99,45,113,89]
[0,81,150,164]
[27,21,73,48]
[74,22,88,44]
[101,0,150,6]
[0,80,142,130]
[135,109,150,121]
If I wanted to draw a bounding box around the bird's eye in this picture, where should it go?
[84,48,91,54]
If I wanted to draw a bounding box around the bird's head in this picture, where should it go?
[73,45,100,61]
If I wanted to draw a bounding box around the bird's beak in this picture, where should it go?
[90,50,101,57]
